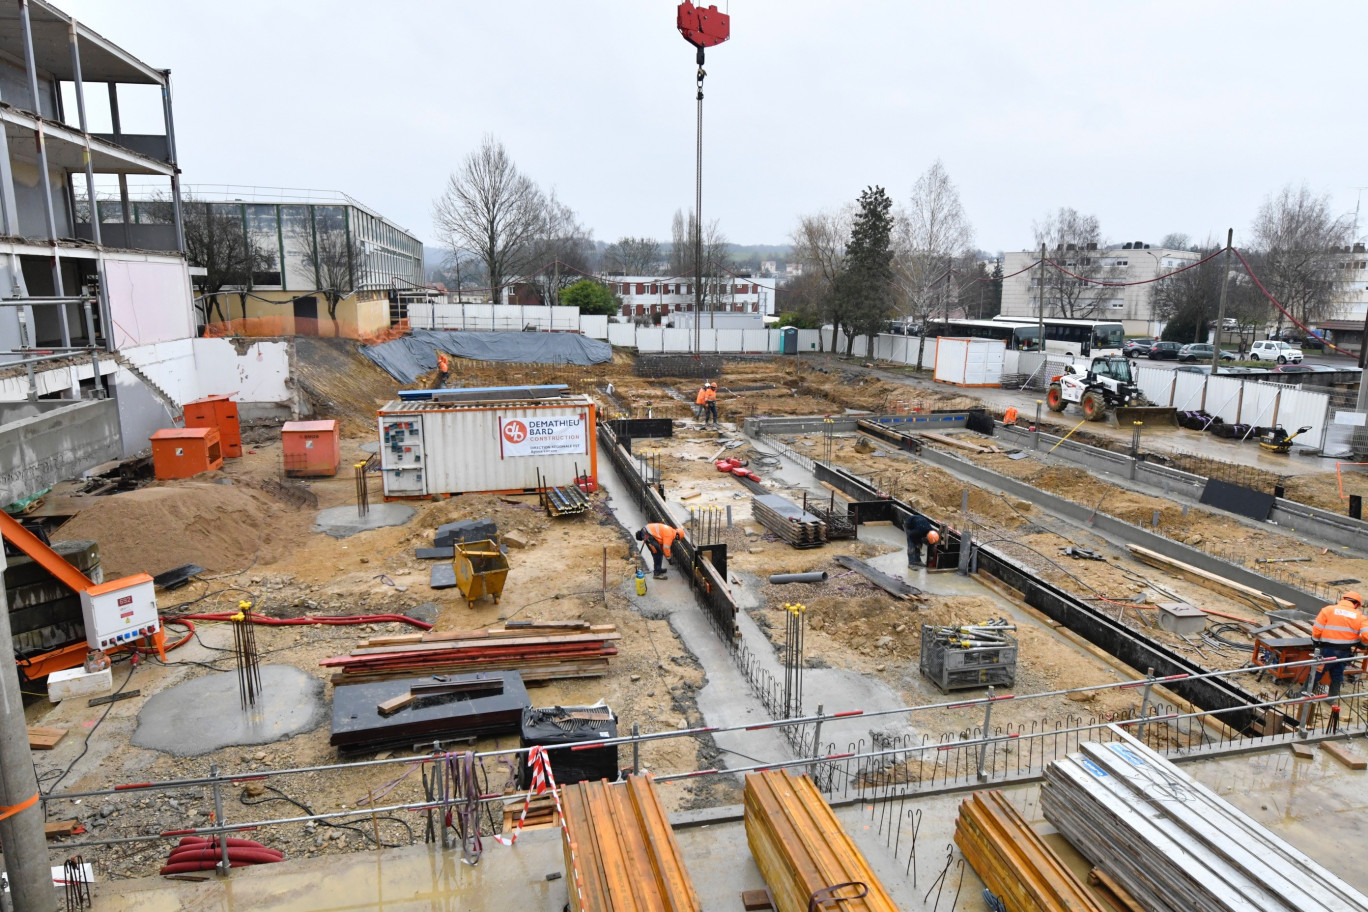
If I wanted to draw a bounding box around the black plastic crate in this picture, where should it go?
[518,705,619,788]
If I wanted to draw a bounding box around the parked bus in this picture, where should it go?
[990,317,1125,358]
[923,319,1040,350]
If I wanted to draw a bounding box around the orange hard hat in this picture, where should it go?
[926,530,940,545]
[1344,591,1363,607]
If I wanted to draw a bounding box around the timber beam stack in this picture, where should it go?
[954,790,1108,912]
[320,621,618,685]
[561,775,701,912]
[744,769,897,912]
[751,494,827,549]
[1041,734,1368,912]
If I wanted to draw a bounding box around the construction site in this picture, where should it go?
[2,1,1368,911]
[2,331,1366,912]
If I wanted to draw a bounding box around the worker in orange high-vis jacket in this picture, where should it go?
[636,523,684,579]
[694,382,709,421]
[702,383,718,425]
[1311,591,1367,700]
[436,351,451,388]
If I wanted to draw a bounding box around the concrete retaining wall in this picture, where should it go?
[0,399,120,504]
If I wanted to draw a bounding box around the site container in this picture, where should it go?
[281,420,340,477]
[149,427,223,480]
[182,394,242,457]
[377,393,597,498]
[933,337,1005,387]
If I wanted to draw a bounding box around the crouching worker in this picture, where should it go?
[904,514,940,568]
[636,522,685,579]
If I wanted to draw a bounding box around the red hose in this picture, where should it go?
[175,612,432,630]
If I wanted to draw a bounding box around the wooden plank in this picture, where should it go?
[1125,545,1293,611]
[1321,741,1367,770]
[44,820,79,839]
[27,725,67,750]
[741,890,774,911]
[922,431,991,454]
[1290,742,1315,760]
[376,693,414,716]
[1088,868,1147,912]
[832,555,922,601]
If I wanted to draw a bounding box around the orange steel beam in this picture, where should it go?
[0,510,93,594]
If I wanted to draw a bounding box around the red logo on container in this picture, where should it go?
[502,420,528,444]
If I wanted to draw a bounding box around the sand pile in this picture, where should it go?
[53,482,311,577]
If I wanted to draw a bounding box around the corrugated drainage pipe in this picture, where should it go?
[767,571,829,584]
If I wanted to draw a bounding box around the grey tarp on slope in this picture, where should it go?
[360,330,613,384]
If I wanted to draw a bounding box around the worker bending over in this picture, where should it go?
[636,523,685,579]
[1312,590,1368,701]
[903,513,940,569]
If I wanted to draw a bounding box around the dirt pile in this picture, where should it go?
[53,482,310,577]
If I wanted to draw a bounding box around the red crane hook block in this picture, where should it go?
[677,1,730,49]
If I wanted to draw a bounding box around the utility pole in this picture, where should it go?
[1035,243,1047,357]
[1211,228,1233,376]
[0,549,57,912]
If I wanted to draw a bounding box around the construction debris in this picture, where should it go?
[744,769,898,912]
[954,790,1109,912]
[1041,733,1368,912]
[329,671,528,753]
[1125,544,1293,611]
[561,776,702,912]
[321,622,619,685]
[751,494,827,549]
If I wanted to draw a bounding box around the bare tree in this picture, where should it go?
[789,207,852,352]
[432,135,548,302]
[894,160,974,364]
[139,194,271,323]
[669,209,690,276]
[603,236,663,275]
[1250,183,1354,333]
[1031,207,1116,318]
[291,208,366,329]
[524,191,595,306]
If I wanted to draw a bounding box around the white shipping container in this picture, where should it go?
[933,337,1005,387]
[378,395,598,497]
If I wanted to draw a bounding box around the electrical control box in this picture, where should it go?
[79,573,160,651]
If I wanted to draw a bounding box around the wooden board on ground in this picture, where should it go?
[27,726,66,750]
[44,820,79,839]
[1290,742,1315,760]
[1321,741,1367,770]
[1125,545,1293,611]
[744,769,899,912]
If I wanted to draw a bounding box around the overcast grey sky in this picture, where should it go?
[61,1,1367,253]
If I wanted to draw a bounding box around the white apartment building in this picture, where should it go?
[1000,242,1200,337]
[600,275,776,320]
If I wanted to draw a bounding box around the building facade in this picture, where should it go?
[1000,243,1199,337]
[598,276,775,320]
[117,189,424,339]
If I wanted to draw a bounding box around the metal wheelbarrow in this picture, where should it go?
[454,539,510,608]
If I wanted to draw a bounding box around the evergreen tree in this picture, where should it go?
[836,186,895,355]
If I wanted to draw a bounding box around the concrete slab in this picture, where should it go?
[131,665,325,757]
[314,503,415,538]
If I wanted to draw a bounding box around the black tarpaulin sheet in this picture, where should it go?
[361,330,612,383]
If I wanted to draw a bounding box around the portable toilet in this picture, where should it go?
[780,327,798,354]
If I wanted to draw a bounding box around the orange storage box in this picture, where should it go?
[183,394,242,457]
[281,420,340,477]
[150,427,223,480]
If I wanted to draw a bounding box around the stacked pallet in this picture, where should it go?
[954,790,1108,912]
[321,620,618,685]
[1041,734,1368,912]
[744,770,897,912]
[561,776,701,912]
[751,494,827,549]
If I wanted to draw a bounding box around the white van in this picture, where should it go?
[1248,340,1303,363]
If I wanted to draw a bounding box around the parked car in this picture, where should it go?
[1248,339,1303,363]
[1122,339,1153,358]
[1147,341,1182,360]
[1174,364,1215,374]
[1177,343,1236,362]
[1271,364,1316,373]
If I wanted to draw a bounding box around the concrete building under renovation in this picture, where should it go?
[0,0,295,506]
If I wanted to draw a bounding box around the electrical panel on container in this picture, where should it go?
[380,415,426,495]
